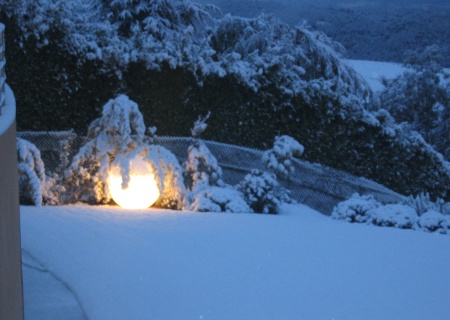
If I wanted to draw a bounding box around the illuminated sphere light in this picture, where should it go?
[108,156,160,209]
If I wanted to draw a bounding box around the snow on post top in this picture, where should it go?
[0,23,5,117]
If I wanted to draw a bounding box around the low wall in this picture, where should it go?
[0,22,24,320]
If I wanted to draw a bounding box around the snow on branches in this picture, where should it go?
[262,135,304,180]
[237,170,291,214]
[190,112,210,138]
[2,0,372,101]
[17,137,61,206]
[62,94,187,208]
[17,137,46,206]
[332,193,450,235]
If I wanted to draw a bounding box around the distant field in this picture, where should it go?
[201,0,450,66]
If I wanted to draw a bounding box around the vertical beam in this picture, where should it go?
[0,23,5,114]
[0,122,24,320]
[0,23,24,320]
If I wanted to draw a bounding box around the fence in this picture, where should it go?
[17,131,404,214]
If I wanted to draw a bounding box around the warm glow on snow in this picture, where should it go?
[109,157,160,209]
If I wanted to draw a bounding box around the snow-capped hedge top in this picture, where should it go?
[87,94,146,147]
[2,0,371,101]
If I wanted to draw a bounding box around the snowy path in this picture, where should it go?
[21,204,450,320]
[22,250,87,320]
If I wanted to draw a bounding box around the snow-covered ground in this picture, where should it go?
[344,59,406,92]
[21,204,450,320]
[345,59,450,92]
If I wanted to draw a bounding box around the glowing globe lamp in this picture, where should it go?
[109,156,160,209]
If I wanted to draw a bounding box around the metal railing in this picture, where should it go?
[0,23,6,115]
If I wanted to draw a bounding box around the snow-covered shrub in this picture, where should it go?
[17,138,62,206]
[63,94,187,206]
[63,95,146,203]
[190,186,251,213]
[184,140,224,191]
[402,192,450,216]
[378,45,450,159]
[369,204,418,229]
[416,210,449,234]
[331,193,380,223]
[149,145,188,210]
[17,138,46,206]
[184,114,224,191]
[237,170,291,214]
[262,135,304,180]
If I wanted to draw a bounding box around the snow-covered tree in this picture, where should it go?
[184,114,224,191]
[1,0,114,60]
[63,94,145,203]
[237,169,291,214]
[378,45,450,158]
[262,135,304,180]
[17,138,46,206]
[62,94,187,207]
[183,113,253,213]
[17,138,62,206]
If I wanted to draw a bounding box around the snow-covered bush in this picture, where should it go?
[333,193,450,235]
[17,138,46,206]
[184,114,224,191]
[237,170,291,214]
[262,135,304,180]
[369,204,418,229]
[150,145,188,210]
[377,45,450,159]
[402,192,450,216]
[184,140,224,191]
[184,113,257,213]
[190,186,251,213]
[416,210,449,234]
[331,193,380,223]
[17,138,62,206]
[63,95,146,203]
[62,94,187,206]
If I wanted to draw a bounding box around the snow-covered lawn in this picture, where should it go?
[345,59,450,92]
[21,204,450,320]
[344,59,406,92]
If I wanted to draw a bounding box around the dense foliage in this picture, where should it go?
[1,0,450,200]
[377,46,450,159]
[332,193,450,235]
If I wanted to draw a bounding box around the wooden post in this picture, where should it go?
[0,23,24,320]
